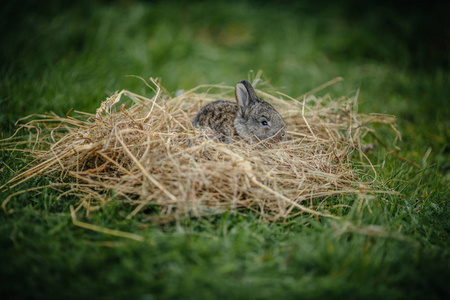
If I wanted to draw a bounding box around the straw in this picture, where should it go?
[1,77,404,223]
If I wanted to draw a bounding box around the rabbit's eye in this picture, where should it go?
[261,120,269,126]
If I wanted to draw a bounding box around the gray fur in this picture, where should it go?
[192,80,286,144]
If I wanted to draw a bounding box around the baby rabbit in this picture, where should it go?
[192,80,286,144]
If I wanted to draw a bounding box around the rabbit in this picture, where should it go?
[192,80,286,144]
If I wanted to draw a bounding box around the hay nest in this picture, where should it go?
[1,77,400,222]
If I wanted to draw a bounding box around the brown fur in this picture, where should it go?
[192,100,239,142]
[192,80,286,144]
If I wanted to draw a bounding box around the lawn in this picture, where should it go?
[1,0,449,299]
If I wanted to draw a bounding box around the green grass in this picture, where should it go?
[1,0,449,299]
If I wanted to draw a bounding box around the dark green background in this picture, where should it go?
[1,1,449,299]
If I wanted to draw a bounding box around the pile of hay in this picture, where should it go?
[1,78,399,222]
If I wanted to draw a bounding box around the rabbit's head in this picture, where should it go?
[233,80,286,144]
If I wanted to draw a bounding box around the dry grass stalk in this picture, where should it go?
[1,78,399,222]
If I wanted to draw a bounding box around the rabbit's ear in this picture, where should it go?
[235,82,249,112]
[239,80,258,102]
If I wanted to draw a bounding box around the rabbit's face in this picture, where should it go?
[234,101,286,143]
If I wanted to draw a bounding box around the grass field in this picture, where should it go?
[1,0,449,299]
